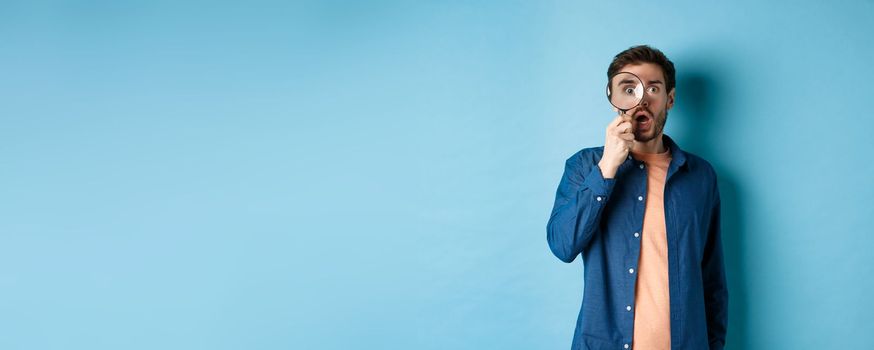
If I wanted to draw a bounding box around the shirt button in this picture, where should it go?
[626,305,632,311]
[638,196,643,201]
[639,164,644,169]
[634,232,640,238]
[596,196,602,202]
[624,344,630,349]
[629,268,634,274]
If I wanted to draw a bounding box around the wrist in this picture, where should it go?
[598,159,618,179]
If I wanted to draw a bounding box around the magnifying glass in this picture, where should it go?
[606,72,644,115]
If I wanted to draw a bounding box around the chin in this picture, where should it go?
[634,130,661,143]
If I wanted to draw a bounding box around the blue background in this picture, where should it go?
[2,1,873,349]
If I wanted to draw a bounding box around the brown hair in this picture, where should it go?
[607,45,676,93]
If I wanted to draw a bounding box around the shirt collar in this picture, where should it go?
[628,134,689,172]
[662,134,689,172]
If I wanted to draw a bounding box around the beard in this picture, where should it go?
[634,109,668,143]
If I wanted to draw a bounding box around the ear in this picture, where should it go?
[666,88,676,110]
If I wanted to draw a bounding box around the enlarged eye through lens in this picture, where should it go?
[607,72,644,112]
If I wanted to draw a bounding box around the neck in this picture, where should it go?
[632,133,667,154]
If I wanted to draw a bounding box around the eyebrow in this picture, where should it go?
[647,80,664,85]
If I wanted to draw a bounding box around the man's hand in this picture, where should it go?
[598,110,636,179]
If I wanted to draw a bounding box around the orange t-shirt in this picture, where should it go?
[630,147,672,350]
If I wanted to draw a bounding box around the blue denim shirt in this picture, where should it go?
[546,135,727,350]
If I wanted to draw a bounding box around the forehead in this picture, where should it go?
[618,62,665,83]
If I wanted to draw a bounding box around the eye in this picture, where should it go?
[624,87,636,94]
[647,86,660,94]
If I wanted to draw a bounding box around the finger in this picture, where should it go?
[615,121,632,134]
[608,114,625,129]
[619,133,634,141]
[619,111,633,123]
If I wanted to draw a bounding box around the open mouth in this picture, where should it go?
[634,112,652,130]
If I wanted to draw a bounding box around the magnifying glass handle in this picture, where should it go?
[617,108,635,133]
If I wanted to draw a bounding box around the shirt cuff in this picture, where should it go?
[582,163,616,197]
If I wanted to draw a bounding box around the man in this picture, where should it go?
[546,45,728,350]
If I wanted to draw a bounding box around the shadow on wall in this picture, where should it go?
[675,65,750,350]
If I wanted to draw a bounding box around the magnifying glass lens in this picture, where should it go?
[607,72,644,111]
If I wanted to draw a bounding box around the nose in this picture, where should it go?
[638,90,650,107]
[640,97,650,107]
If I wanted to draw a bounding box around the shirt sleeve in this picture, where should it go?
[546,152,616,263]
[702,179,729,350]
